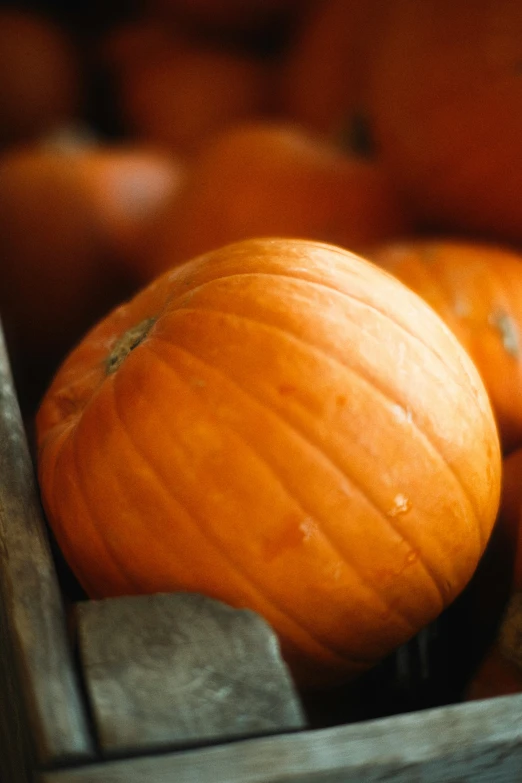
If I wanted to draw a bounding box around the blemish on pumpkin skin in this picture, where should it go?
[381,550,421,583]
[278,384,297,395]
[387,493,411,518]
[488,309,520,358]
[263,514,317,561]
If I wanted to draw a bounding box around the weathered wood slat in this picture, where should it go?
[76,592,306,756]
[39,693,522,783]
[0,324,95,769]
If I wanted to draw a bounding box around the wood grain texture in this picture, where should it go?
[76,592,306,756]
[0,323,95,768]
[39,692,522,783]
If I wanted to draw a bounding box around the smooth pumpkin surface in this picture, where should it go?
[36,238,501,686]
[368,240,522,454]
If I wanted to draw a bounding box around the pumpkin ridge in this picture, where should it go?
[166,305,485,561]
[109,362,370,670]
[69,413,143,594]
[149,329,449,606]
[143,339,419,639]
[167,267,474,397]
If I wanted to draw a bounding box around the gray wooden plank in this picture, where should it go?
[76,593,306,756]
[0,578,35,783]
[0,323,95,768]
[39,693,522,783]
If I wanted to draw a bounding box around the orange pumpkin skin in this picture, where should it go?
[367,240,522,454]
[367,0,522,243]
[135,121,409,281]
[36,238,501,687]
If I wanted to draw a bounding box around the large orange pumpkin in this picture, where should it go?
[36,238,501,687]
[367,239,522,454]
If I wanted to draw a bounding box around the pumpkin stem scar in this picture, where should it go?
[106,317,156,374]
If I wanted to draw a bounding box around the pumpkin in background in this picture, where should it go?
[498,447,522,592]
[100,16,179,75]
[466,448,522,701]
[0,9,80,148]
[114,41,272,157]
[367,240,522,454]
[0,142,184,379]
[147,0,305,33]
[133,121,409,280]
[466,644,522,702]
[36,237,501,687]
[463,447,522,692]
[366,0,522,244]
[280,0,385,142]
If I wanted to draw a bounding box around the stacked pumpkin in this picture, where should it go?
[2,0,522,698]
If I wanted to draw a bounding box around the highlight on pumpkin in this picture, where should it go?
[35,237,501,688]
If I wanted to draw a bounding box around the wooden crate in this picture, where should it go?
[1,321,522,783]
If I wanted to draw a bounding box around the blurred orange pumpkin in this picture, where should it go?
[281,0,385,142]
[114,42,272,156]
[0,142,184,375]
[466,644,522,702]
[0,9,80,148]
[36,237,501,687]
[499,447,522,593]
[135,121,409,279]
[466,448,522,701]
[368,239,522,454]
[367,0,522,243]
